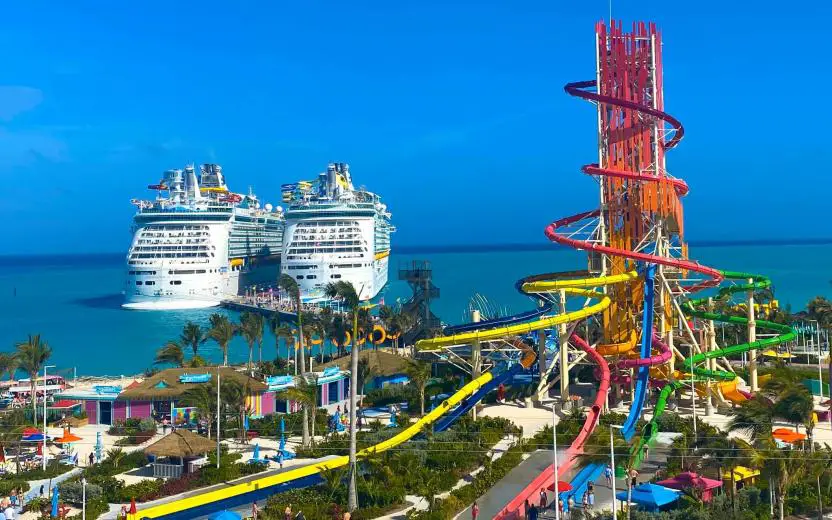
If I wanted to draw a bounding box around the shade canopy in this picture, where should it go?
[616,483,681,510]
[208,511,242,520]
[723,466,760,481]
[657,472,722,491]
[772,428,807,444]
[145,429,214,458]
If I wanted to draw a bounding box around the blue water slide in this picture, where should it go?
[434,363,525,432]
[561,463,605,511]
[443,277,554,334]
[620,264,656,441]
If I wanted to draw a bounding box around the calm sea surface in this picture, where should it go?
[0,245,829,376]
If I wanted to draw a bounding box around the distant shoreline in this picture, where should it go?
[3,237,832,262]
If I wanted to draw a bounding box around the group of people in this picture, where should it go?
[0,494,21,520]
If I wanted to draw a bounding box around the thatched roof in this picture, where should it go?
[318,350,411,377]
[145,429,214,458]
[118,367,267,401]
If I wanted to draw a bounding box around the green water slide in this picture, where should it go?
[630,271,797,467]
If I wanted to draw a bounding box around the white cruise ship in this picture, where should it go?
[281,163,394,301]
[123,164,284,310]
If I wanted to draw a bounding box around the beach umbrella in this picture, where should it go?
[95,432,103,462]
[0,445,5,464]
[56,428,82,444]
[548,481,573,492]
[50,486,59,518]
[252,444,260,460]
[243,414,249,432]
[129,498,137,515]
[279,417,286,452]
[209,511,242,520]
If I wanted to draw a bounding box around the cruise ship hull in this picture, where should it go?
[123,258,280,310]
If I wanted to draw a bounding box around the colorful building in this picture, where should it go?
[56,366,350,425]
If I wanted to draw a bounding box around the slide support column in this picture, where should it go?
[471,309,482,419]
[559,289,570,405]
[748,279,758,392]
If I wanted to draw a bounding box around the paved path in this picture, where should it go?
[456,449,568,520]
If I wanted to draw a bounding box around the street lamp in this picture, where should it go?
[81,477,87,520]
[552,403,560,520]
[42,364,56,471]
[610,424,623,520]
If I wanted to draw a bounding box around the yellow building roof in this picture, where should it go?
[723,466,760,481]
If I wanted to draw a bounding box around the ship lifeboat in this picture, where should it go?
[370,324,387,345]
[230,258,244,268]
[221,193,243,203]
[147,184,168,190]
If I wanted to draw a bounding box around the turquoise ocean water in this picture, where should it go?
[0,245,830,376]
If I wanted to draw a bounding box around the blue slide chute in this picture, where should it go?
[620,264,656,441]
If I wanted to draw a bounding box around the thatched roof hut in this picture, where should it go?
[145,429,215,458]
[318,350,411,377]
[118,367,267,401]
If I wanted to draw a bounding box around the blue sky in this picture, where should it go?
[1,1,828,254]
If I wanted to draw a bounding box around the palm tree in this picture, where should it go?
[575,426,637,520]
[279,274,306,374]
[807,296,832,328]
[220,380,249,444]
[276,376,318,445]
[752,443,805,520]
[356,358,378,404]
[106,447,126,467]
[180,322,205,358]
[773,386,815,444]
[15,335,52,425]
[154,342,185,367]
[207,313,237,366]
[324,280,361,512]
[357,307,374,351]
[405,359,432,416]
[0,352,18,381]
[318,307,335,362]
[329,314,350,358]
[699,434,748,514]
[239,312,265,370]
[180,384,218,439]
[727,395,774,443]
[269,314,293,365]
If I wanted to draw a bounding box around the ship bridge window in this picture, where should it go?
[296,275,304,280]
[330,274,342,279]
[306,275,317,280]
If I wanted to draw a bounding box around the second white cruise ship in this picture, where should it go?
[280,163,394,301]
[124,164,284,310]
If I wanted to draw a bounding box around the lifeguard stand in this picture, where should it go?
[398,260,441,345]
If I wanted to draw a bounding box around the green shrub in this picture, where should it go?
[58,481,103,505]
[0,480,29,496]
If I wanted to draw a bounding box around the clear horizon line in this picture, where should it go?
[3,236,832,259]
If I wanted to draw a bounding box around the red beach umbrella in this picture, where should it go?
[129,498,137,515]
[548,481,573,492]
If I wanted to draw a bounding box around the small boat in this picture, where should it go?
[220,193,243,203]
[147,184,168,190]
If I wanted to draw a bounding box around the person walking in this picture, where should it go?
[472,501,479,520]
[251,501,259,519]
[588,490,595,510]
[604,464,613,486]
[539,487,547,509]
[629,468,639,488]
[284,504,292,520]
[88,452,95,467]
[277,450,284,469]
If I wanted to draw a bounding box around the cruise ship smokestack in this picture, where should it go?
[326,163,337,197]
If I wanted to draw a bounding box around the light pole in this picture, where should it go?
[810,320,824,402]
[81,477,87,520]
[610,424,623,520]
[216,365,221,469]
[42,364,55,471]
[552,403,560,520]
